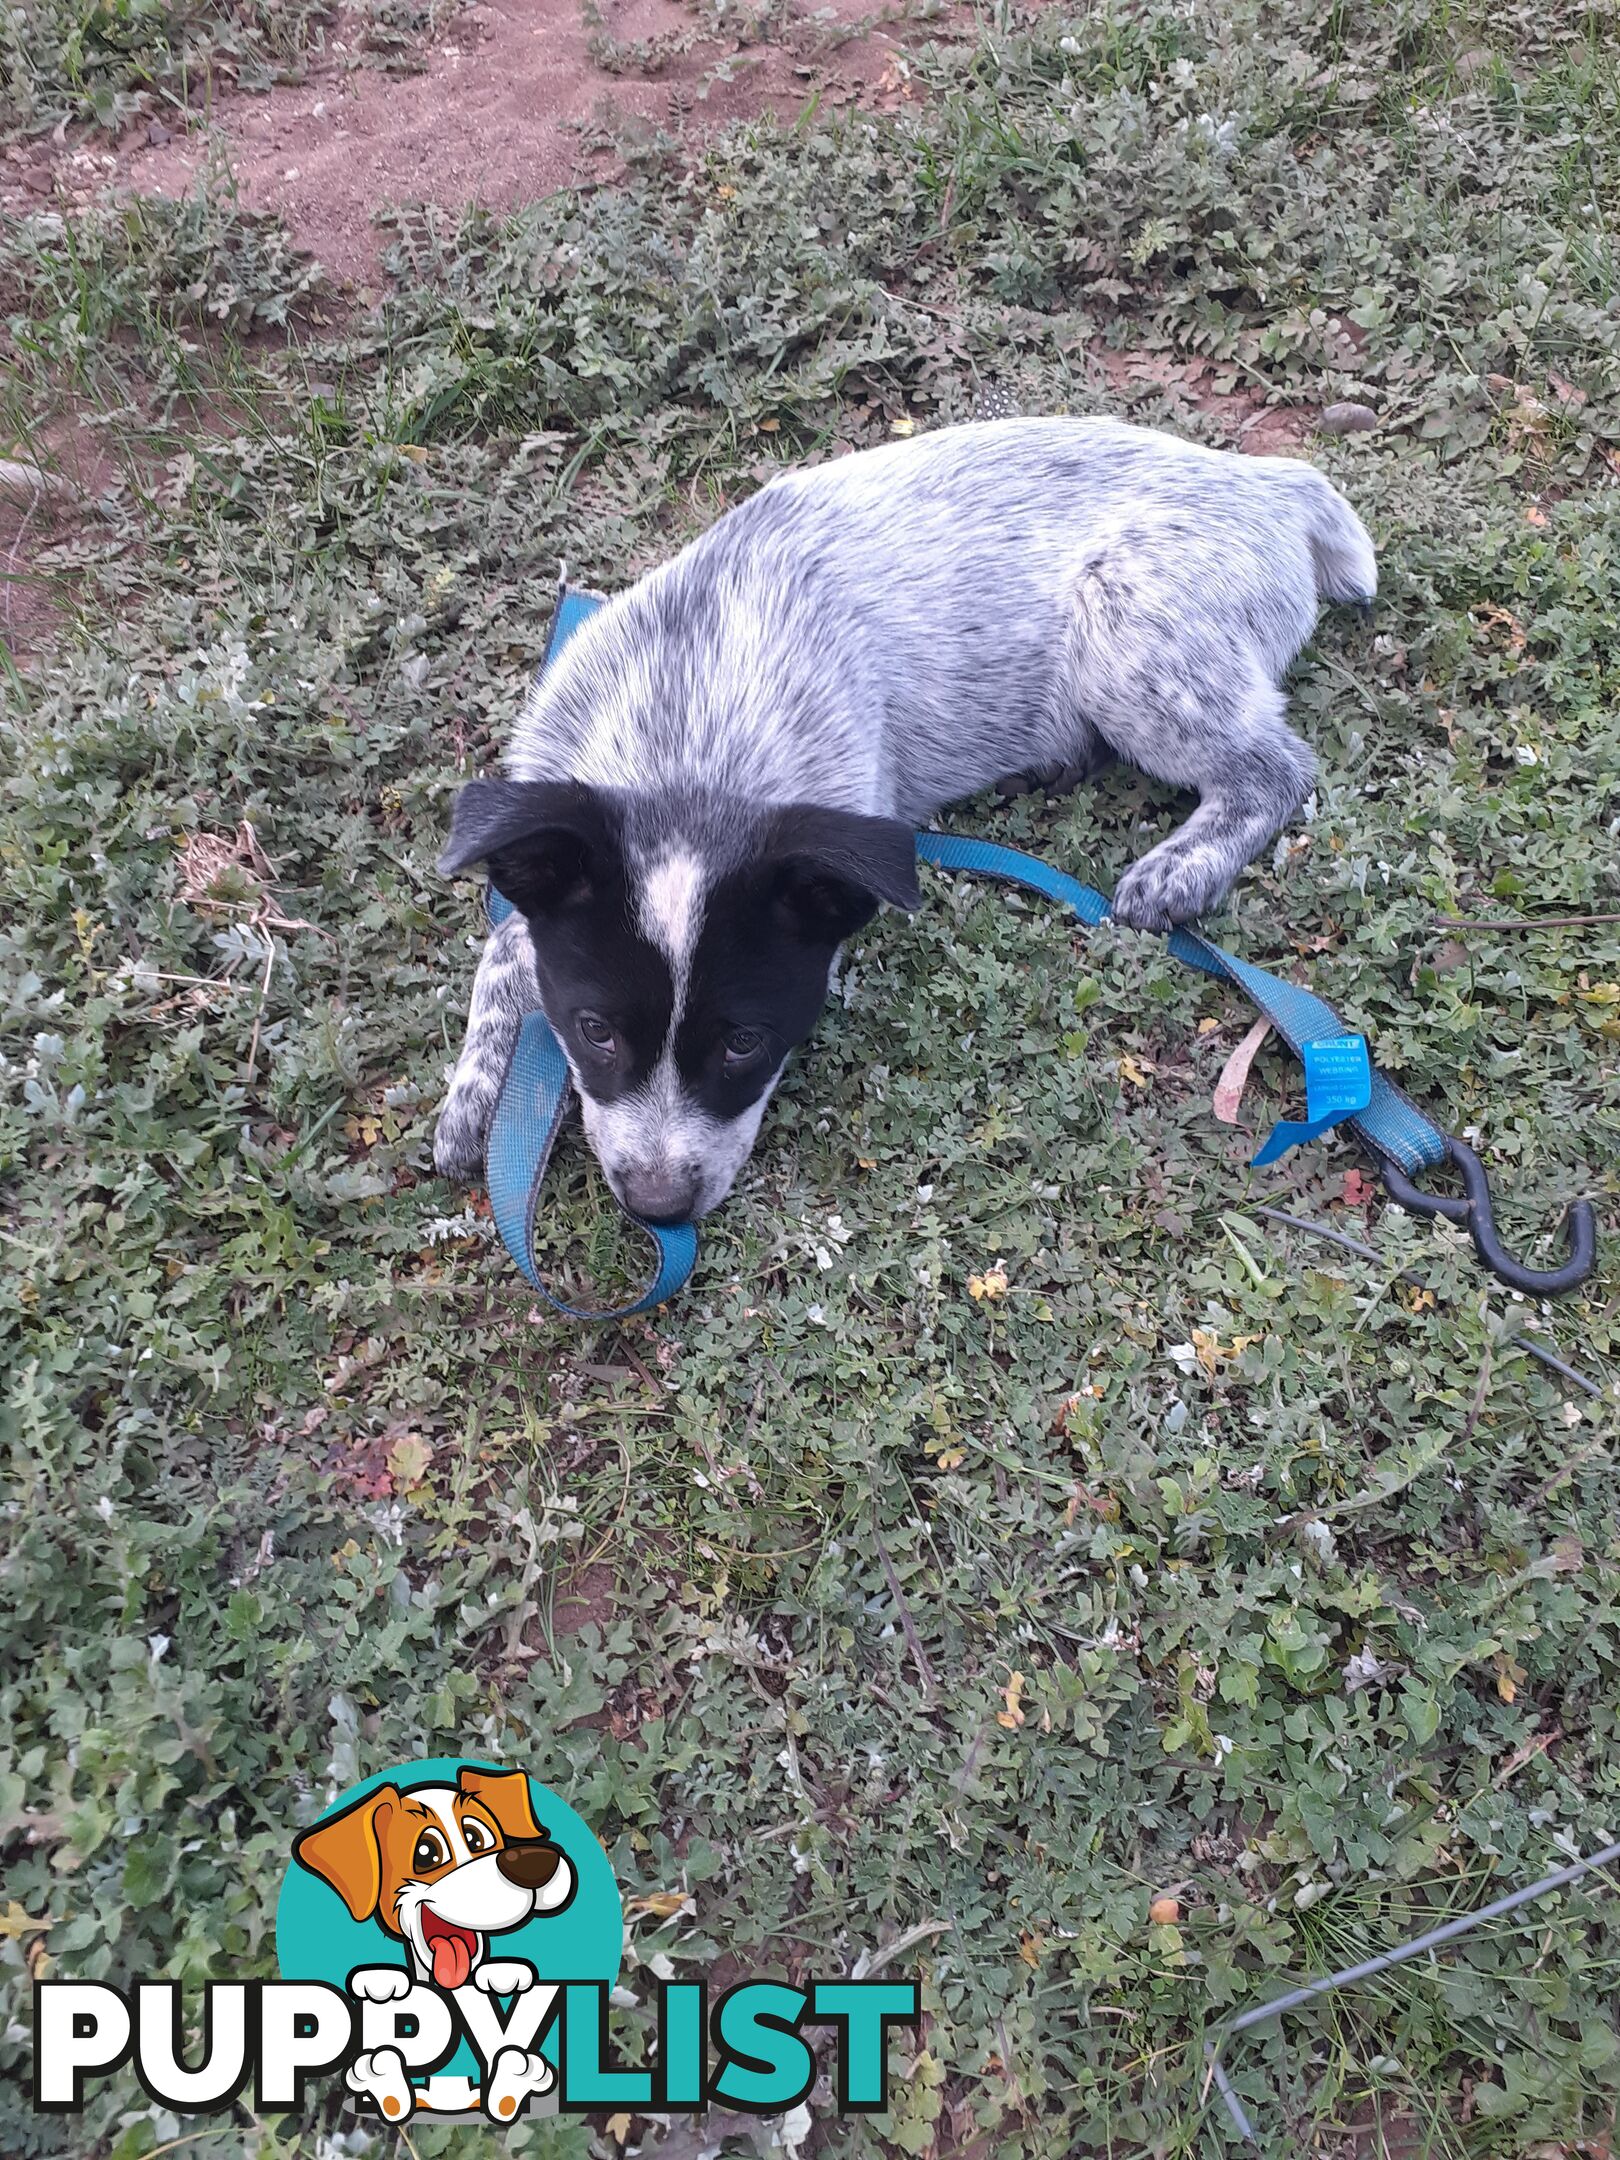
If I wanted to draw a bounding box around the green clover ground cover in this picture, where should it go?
[3,1,1619,2153]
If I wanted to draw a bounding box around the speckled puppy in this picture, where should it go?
[435,416,1375,1222]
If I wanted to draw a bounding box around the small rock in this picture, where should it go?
[1319,401,1379,437]
[146,121,171,147]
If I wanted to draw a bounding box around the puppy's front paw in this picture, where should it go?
[350,1965,414,2003]
[433,1090,492,1182]
[1111,844,1230,933]
[473,1958,536,1996]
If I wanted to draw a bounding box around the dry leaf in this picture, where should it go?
[385,1428,432,1487]
[1190,1328,1261,1378]
[997,1671,1026,1728]
[1212,1017,1273,1123]
[0,1902,53,1942]
[626,1890,691,1919]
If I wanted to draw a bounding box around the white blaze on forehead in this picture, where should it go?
[638,849,704,974]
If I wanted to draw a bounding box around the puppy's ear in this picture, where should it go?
[457,1765,544,1844]
[437,778,613,916]
[291,1785,400,1923]
[761,806,920,946]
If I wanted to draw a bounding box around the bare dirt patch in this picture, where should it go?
[22,0,978,291]
[1086,343,1318,456]
[0,421,128,668]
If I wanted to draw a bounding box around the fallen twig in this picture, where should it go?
[1433,911,1620,932]
[871,1524,939,1707]
[0,459,76,505]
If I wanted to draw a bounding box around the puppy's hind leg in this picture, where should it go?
[1054,529,1317,930]
[434,909,544,1181]
[1104,668,1315,932]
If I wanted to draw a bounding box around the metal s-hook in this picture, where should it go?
[1378,1138,1598,1297]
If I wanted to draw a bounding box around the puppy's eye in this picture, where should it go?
[577,1015,615,1052]
[723,1027,763,1068]
[463,1820,491,1853]
[412,1829,449,1872]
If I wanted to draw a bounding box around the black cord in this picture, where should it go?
[1247,1207,1604,1398]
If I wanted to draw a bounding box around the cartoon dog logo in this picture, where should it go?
[292,1765,575,2121]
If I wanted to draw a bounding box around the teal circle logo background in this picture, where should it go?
[274,1757,622,2080]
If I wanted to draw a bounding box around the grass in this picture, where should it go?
[0,1,335,135]
[2,0,1620,2153]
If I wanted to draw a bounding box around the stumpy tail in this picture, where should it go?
[1305,475,1378,607]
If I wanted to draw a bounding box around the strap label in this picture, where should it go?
[1252,1033,1371,1166]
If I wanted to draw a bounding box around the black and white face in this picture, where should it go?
[440,781,919,1222]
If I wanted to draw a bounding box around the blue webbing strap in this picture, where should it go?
[914,832,1451,1179]
[473,587,1447,1316]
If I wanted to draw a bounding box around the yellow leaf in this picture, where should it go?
[1524,505,1549,526]
[1118,1053,1149,1087]
[626,1890,690,1919]
[1017,1929,1045,1966]
[1149,1895,1180,1926]
[386,1430,432,1487]
[1189,1328,1261,1378]
[606,2113,632,2142]
[0,1903,53,1942]
[968,1264,1009,1302]
[997,1671,1026,1728]
[1197,1017,1221,1035]
[891,416,916,436]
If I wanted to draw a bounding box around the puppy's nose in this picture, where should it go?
[619,1166,699,1224]
[497,1840,564,1890]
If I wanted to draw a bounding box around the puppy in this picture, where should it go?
[292,1765,575,1992]
[436,416,1375,1222]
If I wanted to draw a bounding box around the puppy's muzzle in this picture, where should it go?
[496,1839,566,1891]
